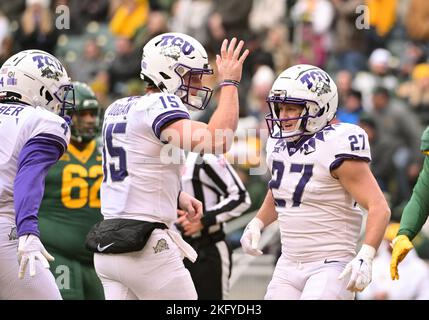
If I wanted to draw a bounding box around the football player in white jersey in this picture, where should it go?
[0,50,74,299]
[240,64,391,299]
[91,33,249,299]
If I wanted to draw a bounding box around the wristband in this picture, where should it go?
[219,79,240,88]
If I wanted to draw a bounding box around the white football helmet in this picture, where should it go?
[265,64,338,140]
[140,32,213,110]
[0,49,74,117]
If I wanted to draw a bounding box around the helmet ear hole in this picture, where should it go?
[45,90,53,104]
[39,86,53,104]
[159,72,171,80]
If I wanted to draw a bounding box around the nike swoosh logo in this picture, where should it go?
[97,243,114,252]
[324,259,339,264]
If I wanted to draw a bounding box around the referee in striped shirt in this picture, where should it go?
[176,152,251,300]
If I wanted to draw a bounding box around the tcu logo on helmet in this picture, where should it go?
[32,54,64,81]
[158,35,195,56]
[311,80,331,96]
[299,69,330,90]
[32,55,64,72]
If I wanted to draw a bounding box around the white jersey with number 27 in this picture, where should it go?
[266,122,371,263]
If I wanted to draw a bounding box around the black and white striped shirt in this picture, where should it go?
[181,152,251,239]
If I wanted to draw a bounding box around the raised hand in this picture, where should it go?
[216,37,249,83]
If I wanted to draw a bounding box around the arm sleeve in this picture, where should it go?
[14,136,65,237]
[200,155,251,227]
[398,155,429,240]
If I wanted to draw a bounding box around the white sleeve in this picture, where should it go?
[28,110,70,153]
[145,93,190,141]
[328,124,371,172]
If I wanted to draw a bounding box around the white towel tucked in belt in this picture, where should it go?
[166,229,198,263]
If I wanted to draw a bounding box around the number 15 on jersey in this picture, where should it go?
[102,122,128,182]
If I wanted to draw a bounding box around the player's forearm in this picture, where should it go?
[210,86,239,131]
[363,202,391,249]
[207,86,239,152]
[255,190,278,228]
[398,157,429,240]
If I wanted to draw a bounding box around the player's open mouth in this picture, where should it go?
[282,123,294,130]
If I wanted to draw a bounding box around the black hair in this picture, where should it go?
[359,113,377,130]
[372,86,390,98]
[348,89,362,101]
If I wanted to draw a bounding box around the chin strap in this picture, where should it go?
[0,91,31,105]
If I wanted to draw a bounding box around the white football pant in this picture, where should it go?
[94,229,197,300]
[0,216,62,299]
[265,254,355,300]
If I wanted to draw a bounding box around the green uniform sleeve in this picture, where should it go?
[398,127,429,240]
[421,126,429,153]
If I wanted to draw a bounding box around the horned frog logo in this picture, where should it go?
[160,45,181,61]
[311,79,331,97]
[41,67,62,81]
[8,227,17,241]
[153,238,169,253]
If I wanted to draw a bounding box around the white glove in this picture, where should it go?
[17,234,54,279]
[240,217,264,256]
[338,244,376,292]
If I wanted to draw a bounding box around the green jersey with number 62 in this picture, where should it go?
[39,139,103,264]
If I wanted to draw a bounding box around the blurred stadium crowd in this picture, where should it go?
[2,0,429,299]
